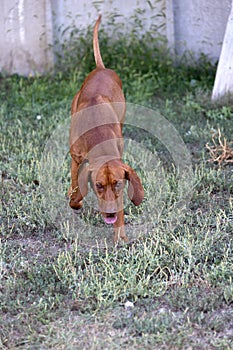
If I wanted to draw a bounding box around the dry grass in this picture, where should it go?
[206,129,233,166]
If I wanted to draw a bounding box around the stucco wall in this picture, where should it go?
[0,0,231,75]
[173,0,231,61]
[0,0,54,75]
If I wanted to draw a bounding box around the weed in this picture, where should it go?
[206,129,233,165]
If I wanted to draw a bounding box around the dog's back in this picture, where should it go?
[77,69,124,109]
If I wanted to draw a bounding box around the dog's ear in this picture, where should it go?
[122,164,144,206]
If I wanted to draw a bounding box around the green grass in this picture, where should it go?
[1,20,233,350]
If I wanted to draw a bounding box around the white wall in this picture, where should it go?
[0,0,54,75]
[50,0,166,41]
[172,0,231,61]
[0,0,231,75]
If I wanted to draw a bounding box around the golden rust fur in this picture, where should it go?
[69,15,144,243]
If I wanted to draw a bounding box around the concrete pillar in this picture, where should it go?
[212,0,233,100]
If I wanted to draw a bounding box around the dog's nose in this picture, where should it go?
[99,198,117,214]
[106,212,116,217]
[106,200,117,210]
[105,203,117,214]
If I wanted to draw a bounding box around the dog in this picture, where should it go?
[68,15,144,243]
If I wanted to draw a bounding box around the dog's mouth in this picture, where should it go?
[103,213,117,225]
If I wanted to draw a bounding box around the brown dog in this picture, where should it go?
[69,15,144,243]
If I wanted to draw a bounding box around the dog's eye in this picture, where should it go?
[114,181,123,190]
[96,182,104,191]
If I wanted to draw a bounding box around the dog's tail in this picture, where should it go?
[93,15,105,69]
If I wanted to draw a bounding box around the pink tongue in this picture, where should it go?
[104,216,117,224]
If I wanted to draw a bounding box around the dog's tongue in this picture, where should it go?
[104,215,117,224]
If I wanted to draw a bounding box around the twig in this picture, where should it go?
[206,129,233,166]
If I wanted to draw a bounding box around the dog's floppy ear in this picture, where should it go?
[122,164,144,206]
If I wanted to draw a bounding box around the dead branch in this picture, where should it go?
[206,129,233,166]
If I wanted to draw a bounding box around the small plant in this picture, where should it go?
[206,129,233,166]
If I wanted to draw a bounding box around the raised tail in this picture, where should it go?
[93,15,105,69]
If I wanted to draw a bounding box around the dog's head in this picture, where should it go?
[75,159,144,224]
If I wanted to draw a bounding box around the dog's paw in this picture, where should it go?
[72,208,82,215]
[69,199,83,210]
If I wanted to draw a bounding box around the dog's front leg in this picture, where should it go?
[69,158,83,209]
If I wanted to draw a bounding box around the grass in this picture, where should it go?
[1,18,233,350]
